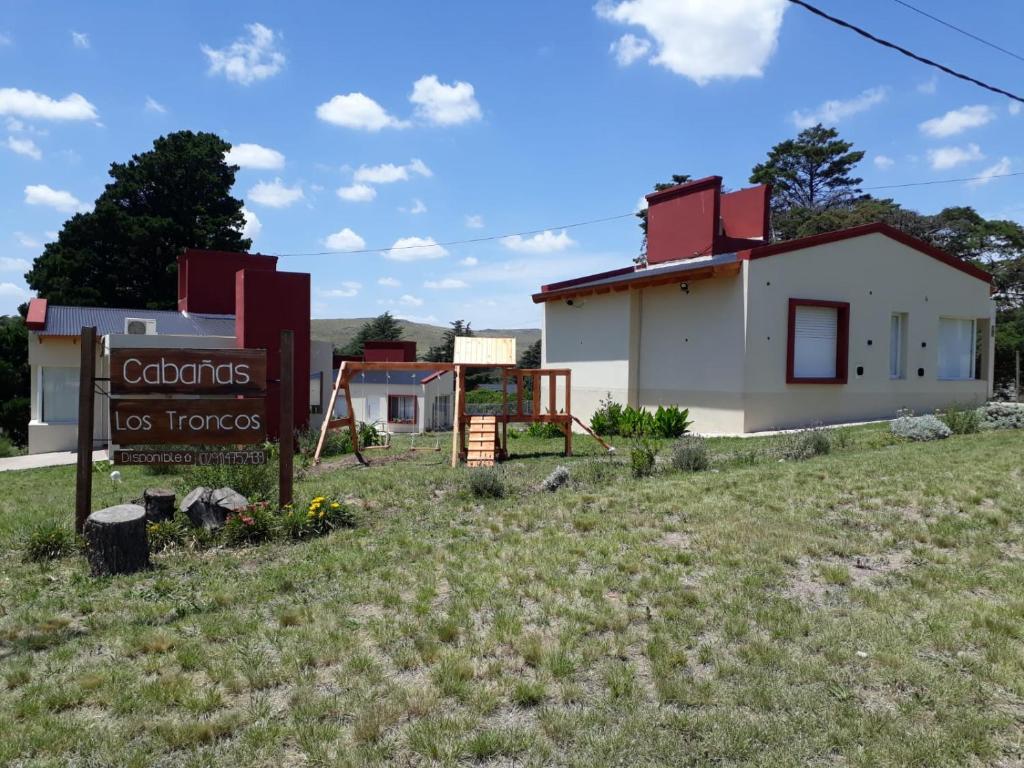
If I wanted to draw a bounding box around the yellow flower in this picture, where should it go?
[330,502,340,509]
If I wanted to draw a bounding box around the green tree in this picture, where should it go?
[0,312,30,445]
[750,124,864,238]
[26,131,250,310]
[518,338,541,369]
[340,312,404,356]
[424,320,473,363]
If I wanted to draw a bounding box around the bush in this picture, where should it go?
[542,465,570,492]
[296,421,382,461]
[670,436,709,472]
[590,394,624,437]
[0,434,19,458]
[23,522,77,563]
[629,437,657,478]
[146,516,190,552]
[303,494,356,535]
[468,468,508,499]
[891,414,951,441]
[977,401,1024,430]
[777,428,832,460]
[186,444,279,502]
[620,406,656,438]
[572,458,622,486]
[938,403,980,435]
[0,396,29,447]
[222,502,278,547]
[653,406,692,439]
[525,421,565,439]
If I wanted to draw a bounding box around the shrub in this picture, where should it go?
[653,405,692,439]
[670,436,709,472]
[186,443,279,502]
[146,516,190,552]
[891,414,951,441]
[222,502,278,547]
[468,468,508,499]
[303,495,356,535]
[590,394,624,436]
[777,428,832,460]
[629,437,657,478]
[977,401,1024,430]
[938,403,980,435]
[542,465,570,492]
[0,434,19,459]
[572,458,622,486]
[619,406,656,438]
[24,522,77,563]
[525,421,565,439]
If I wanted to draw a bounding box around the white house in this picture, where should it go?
[332,369,454,434]
[535,176,995,434]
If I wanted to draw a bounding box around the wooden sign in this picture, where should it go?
[110,348,267,395]
[112,449,267,466]
[111,399,266,445]
[453,336,516,365]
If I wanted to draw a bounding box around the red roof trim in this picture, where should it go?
[541,265,635,293]
[644,175,722,205]
[25,298,47,330]
[420,370,449,384]
[739,222,993,285]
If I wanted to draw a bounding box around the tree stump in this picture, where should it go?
[143,488,175,523]
[84,504,151,576]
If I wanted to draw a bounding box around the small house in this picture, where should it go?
[535,176,995,434]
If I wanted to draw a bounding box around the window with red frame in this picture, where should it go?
[387,394,417,424]
[787,299,850,384]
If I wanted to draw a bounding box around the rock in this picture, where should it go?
[84,504,151,576]
[542,465,571,492]
[143,488,176,523]
[180,486,249,530]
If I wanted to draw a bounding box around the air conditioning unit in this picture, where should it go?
[124,317,157,335]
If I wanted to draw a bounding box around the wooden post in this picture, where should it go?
[548,373,556,415]
[516,373,523,418]
[75,326,97,534]
[279,330,294,507]
[314,362,345,464]
[451,365,464,467]
[563,371,573,457]
[532,374,540,419]
[501,370,508,458]
[1017,350,1021,403]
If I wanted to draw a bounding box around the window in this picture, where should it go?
[890,313,907,379]
[41,367,79,423]
[309,372,323,415]
[388,394,416,424]
[938,317,975,380]
[787,299,850,384]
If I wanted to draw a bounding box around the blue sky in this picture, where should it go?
[1,0,1021,326]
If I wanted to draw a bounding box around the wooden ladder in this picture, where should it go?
[465,415,499,467]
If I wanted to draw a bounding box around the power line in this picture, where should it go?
[890,0,1024,64]
[269,171,1023,257]
[785,0,1024,104]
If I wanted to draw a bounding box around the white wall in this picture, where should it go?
[743,233,995,431]
[309,340,334,432]
[28,336,106,454]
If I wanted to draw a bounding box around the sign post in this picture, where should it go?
[279,330,294,507]
[75,326,97,534]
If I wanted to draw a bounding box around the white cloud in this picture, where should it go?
[322,280,362,298]
[398,294,423,307]
[919,105,995,138]
[225,142,285,169]
[502,229,576,254]
[873,154,894,170]
[202,22,284,85]
[424,278,468,289]
[0,256,30,272]
[384,236,448,262]
[378,276,400,287]
[0,282,28,299]
[968,157,1012,187]
[324,227,366,251]
[635,196,648,212]
[247,178,303,207]
[144,96,166,114]
[610,33,651,66]
[409,75,481,125]
[460,256,479,266]
[394,312,438,324]
[353,158,431,184]
[24,184,87,213]
[0,88,98,121]
[791,87,887,129]
[1010,101,1022,116]
[240,207,261,240]
[337,183,376,202]
[15,232,40,248]
[0,33,11,46]
[6,136,41,159]
[464,214,484,229]
[71,31,89,48]
[927,143,984,170]
[596,0,787,85]
[409,199,427,214]
[316,92,408,131]
[917,77,938,95]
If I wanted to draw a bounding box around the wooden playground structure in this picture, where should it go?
[313,359,610,467]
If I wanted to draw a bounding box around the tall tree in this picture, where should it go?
[518,339,541,369]
[0,312,30,446]
[424,320,473,363]
[750,124,864,239]
[340,312,404,356]
[26,131,250,310]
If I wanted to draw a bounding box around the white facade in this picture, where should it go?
[543,231,995,434]
[332,371,454,434]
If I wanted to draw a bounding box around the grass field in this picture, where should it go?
[2,425,1023,766]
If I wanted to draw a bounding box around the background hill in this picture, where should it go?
[311,318,541,359]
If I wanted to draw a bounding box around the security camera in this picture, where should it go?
[566,299,574,306]
[679,282,689,294]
